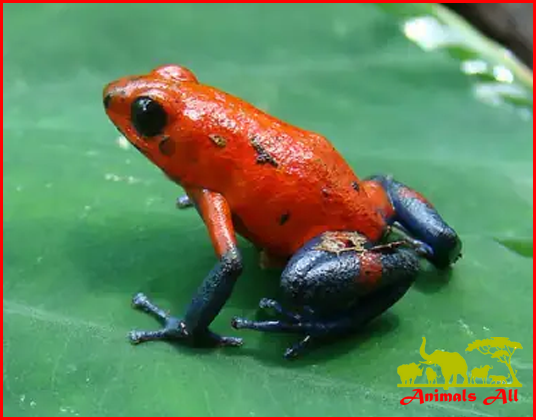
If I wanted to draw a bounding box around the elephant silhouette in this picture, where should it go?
[419,337,468,389]
[425,367,440,384]
[470,365,493,384]
[397,362,424,385]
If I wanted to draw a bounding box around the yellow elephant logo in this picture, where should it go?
[397,337,523,390]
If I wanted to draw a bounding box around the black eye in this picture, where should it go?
[131,96,167,137]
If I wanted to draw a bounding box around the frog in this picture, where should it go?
[102,64,462,359]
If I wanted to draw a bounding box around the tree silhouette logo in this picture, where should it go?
[396,336,523,390]
[466,337,523,387]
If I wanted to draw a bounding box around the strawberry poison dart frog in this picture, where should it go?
[103,65,462,359]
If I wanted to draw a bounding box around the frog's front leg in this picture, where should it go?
[130,189,244,348]
[232,232,420,358]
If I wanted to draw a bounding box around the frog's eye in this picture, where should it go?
[131,96,167,137]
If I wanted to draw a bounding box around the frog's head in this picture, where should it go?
[102,64,198,165]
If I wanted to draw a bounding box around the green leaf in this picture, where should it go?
[3,4,532,417]
[495,237,534,258]
[444,45,480,62]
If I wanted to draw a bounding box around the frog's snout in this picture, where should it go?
[102,80,121,111]
[103,92,113,110]
[102,82,116,114]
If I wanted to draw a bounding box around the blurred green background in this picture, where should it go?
[3,3,533,417]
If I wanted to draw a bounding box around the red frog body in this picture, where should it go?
[103,65,462,359]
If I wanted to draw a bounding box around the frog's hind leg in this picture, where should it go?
[364,175,462,269]
[232,232,420,358]
[233,277,415,358]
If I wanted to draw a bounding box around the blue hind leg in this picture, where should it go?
[232,276,416,358]
[365,175,462,269]
[232,232,420,358]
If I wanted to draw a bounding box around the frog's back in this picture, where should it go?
[165,82,389,257]
[224,127,388,257]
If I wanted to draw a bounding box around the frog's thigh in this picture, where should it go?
[280,231,420,316]
[232,231,421,358]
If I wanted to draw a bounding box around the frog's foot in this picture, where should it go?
[231,316,323,359]
[365,175,462,268]
[176,194,194,209]
[129,293,243,347]
[232,300,321,358]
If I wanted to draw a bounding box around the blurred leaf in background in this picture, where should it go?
[3,3,532,417]
[381,3,532,114]
[443,3,533,70]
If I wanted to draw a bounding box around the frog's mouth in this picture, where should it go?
[130,140,147,154]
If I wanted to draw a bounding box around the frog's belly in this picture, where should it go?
[229,195,386,258]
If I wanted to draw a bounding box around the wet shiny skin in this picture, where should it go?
[103,65,462,358]
[104,65,393,258]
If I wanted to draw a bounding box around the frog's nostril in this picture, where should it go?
[103,93,113,110]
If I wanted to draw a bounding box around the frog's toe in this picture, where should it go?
[258,298,317,323]
[231,317,302,333]
[231,316,252,330]
[129,328,178,345]
[203,331,244,347]
[131,292,169,323]
[284,335,313,359]
[259,297,277,309]
[258,298,307,322]
[176,194,193,209]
